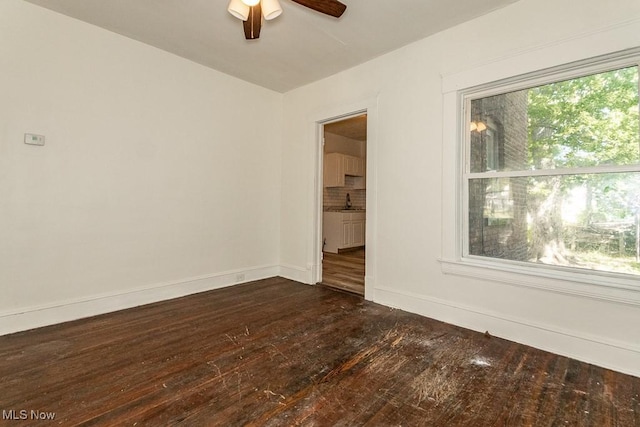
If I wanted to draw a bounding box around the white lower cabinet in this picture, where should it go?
[351,218,365,246]
[323,211,366,253]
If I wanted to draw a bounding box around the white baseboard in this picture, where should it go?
[6,270,636,378]
[0,265,279,336]
[374,285,640,378]
[279,264,313,284]
[364,275,376,301]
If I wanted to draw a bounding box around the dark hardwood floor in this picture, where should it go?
[0,277,638,426]
[322,248,365,295]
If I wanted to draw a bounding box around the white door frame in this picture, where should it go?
[310,96,378,301]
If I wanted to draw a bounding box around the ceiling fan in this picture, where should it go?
[227,0,347,40]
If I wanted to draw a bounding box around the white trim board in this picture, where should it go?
[441,17,640,93]
[5,271,637,378]
[374,285,640,378]
[440,259,640,307]
[308,94,380,302]
[437,24,640,377]
[0,265,279,336]
[279,264,313,284]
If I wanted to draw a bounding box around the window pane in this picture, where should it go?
[468,173,640,276]
[470,66,640,173]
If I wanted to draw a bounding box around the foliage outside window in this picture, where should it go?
[464,63,640,277]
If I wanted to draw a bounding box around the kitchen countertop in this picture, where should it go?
[324,207,366,212]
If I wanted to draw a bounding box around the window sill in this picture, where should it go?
[439,257,640,307]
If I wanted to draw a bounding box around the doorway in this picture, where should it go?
[321,114,367,295]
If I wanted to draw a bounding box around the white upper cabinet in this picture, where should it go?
[323,153,365,187]
[343,155,365,177]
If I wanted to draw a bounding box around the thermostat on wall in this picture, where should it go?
[24,133,45,146]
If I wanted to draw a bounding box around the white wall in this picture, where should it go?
[0,0,282,333]
[3,0,639,378]
[281,0,640,376]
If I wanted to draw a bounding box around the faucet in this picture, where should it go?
[345,193,352,209]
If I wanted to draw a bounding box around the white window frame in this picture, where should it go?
[441,47,640,307]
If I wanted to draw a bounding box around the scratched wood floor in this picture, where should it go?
[1,277,638,426]
[322,248,365,295]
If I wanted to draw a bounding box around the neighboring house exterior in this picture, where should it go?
[468,91,529,261]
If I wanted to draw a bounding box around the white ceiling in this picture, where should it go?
[24,0,519,93]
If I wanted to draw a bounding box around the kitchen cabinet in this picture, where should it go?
[343,155,365,177]
[324,153,345,187]
[323,153,365,187]
[323,211,366,253]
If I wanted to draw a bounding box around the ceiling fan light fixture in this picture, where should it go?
[230,0,346,39]
[228,0,250,20]
[470,121,487,132]
[261,0,282,20]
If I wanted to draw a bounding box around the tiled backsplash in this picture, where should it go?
[324,177,366,210]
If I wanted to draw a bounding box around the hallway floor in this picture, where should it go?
[321,248,365,295]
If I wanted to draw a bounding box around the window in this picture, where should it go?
[463,58,640,279]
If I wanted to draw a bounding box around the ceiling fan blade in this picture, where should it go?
[289,0,346,18]
[243,3,262,40]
